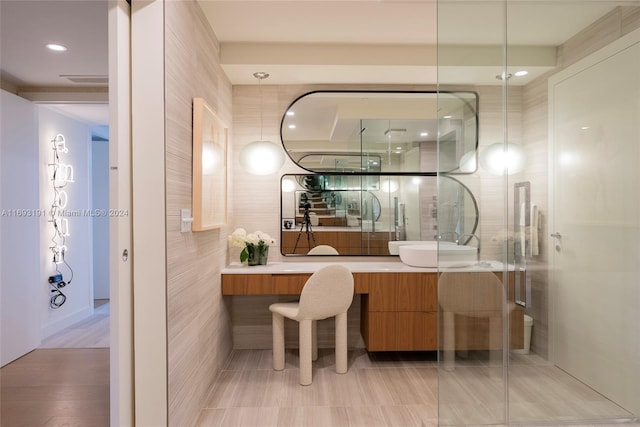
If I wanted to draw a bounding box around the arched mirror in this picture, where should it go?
[280,174,479,256]
[281,91,479,174]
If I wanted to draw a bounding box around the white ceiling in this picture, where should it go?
[199,0,617,85]
[0,1,621,124]
[0,0,109,126]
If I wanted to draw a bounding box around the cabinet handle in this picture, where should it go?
[550,232,562,238]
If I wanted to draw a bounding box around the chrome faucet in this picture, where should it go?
[457,233,481,261]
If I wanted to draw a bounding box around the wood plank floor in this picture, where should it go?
[0,348,110,427]
[4,303,639,427]
[0,300,111,427]
[40,301,110,349]
[197,349,640,427]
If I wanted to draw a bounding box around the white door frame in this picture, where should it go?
[108,1,133,425]
[130,1,168,425]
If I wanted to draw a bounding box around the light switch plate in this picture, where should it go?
[180,208,193,233]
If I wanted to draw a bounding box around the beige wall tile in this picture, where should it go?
[164,1,234,425]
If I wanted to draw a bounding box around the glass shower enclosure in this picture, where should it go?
[436,1,640,425]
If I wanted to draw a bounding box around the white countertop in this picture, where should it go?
[222,260,512,274]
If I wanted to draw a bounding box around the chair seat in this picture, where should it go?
[269,302,300,319]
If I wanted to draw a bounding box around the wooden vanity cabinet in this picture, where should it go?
[360,271,524,352]
[361,273,438,351]
[221,272,370,295]
[222,270,524,352]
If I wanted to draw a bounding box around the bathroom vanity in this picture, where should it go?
[222,262,524,352]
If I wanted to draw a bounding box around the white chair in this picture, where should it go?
[269,264,354,385]
[438,271,510,372]
[307,245,339,255]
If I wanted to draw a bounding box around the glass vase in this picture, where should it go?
[247,245,269,266]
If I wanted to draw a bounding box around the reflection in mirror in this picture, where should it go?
[281,91,478,174]
[297,153,382,173]
[281,174,479,256]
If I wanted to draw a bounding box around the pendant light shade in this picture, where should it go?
[240,140,285,176]
[480,142,525,175]
[240,72,285,175]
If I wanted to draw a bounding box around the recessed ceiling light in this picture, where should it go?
[420,132,429,137]
[581,126,590,130]
[496,72,513,80]
[288,124,296,129]
[286,111,295,116]
[442,116,452,119]
[396,146,402,150]
[514,70,529,77]
[46,43,67,52]
[394,151,402,154]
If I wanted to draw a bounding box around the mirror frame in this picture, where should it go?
[280,173,480,256]
[280,90,479,175]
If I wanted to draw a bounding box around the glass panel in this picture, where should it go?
[437,1,508,425]
[507,1,640,424]
[280,174,478,256]
[281,91,478,173]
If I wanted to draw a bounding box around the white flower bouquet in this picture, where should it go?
[228,228,276,265]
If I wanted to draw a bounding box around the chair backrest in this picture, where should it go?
[297,265,354,320]
[438,271,505,315]
[307,245,339,255]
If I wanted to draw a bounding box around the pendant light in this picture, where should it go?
[480,142,525,175]
[239,72,285,175]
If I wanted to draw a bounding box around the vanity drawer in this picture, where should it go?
[221,274,273,295]
[369,273,437,312]
[222,272,369,295]
[363,311,437,351]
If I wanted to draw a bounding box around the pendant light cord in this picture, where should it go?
[259,77,263,140]
[253,71,269,141]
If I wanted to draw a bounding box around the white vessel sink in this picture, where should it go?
[388,240,430,255]
[398,242,478,268]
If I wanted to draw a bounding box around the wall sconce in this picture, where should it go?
[281,177,296,193]
[480,142,525,175]
[239,72,285,176]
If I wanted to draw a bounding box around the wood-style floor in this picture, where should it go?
[0,300,111,427]
[196,349,640,427]
[3,302,639,427]
[40,300,110,349]
[0,348,110,427]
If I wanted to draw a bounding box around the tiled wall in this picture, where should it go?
[164,1,233,425]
